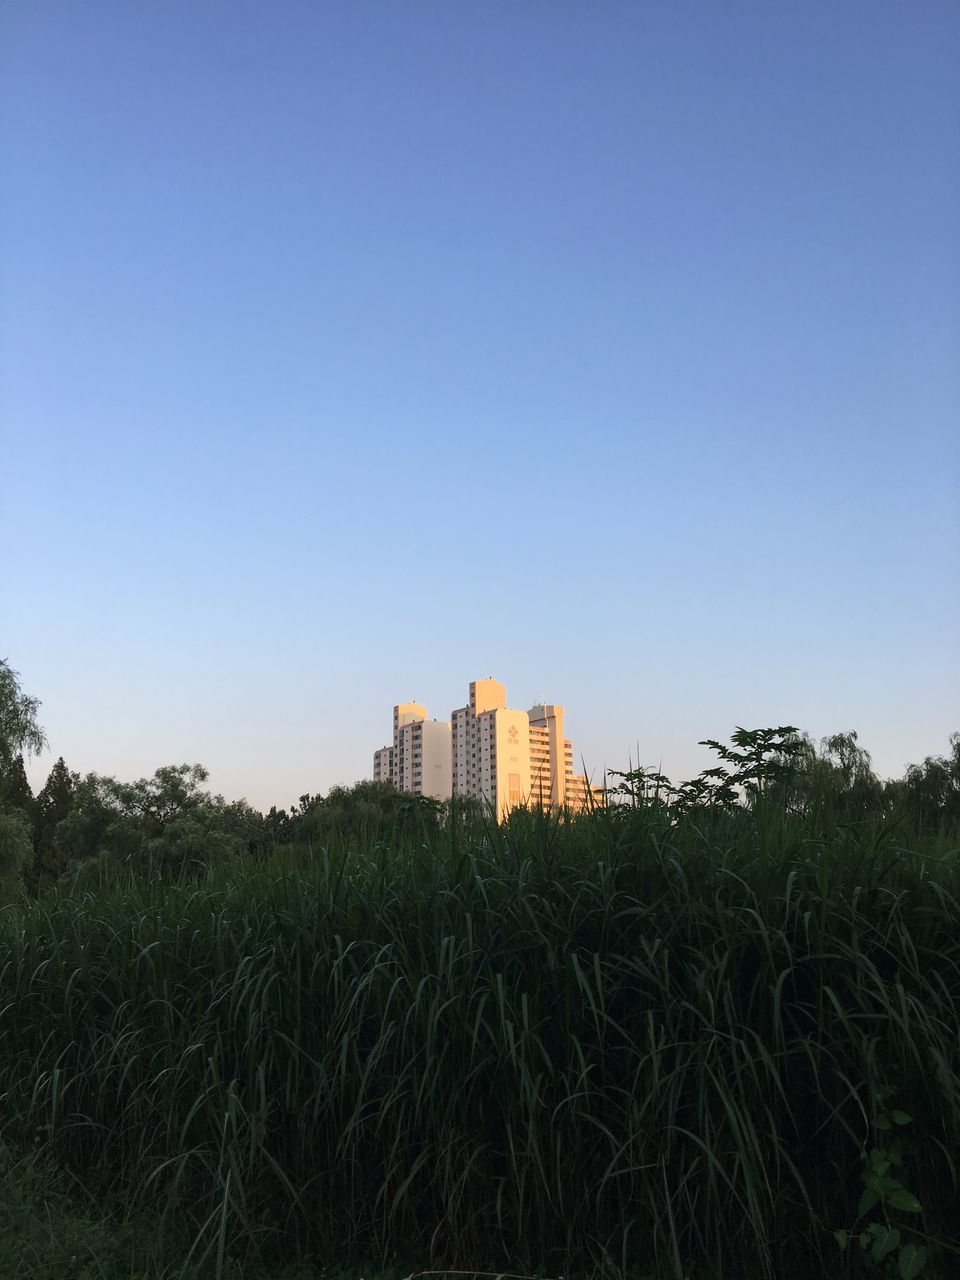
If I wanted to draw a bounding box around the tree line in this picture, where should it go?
[607,723,960,827]
[1,659,958,895]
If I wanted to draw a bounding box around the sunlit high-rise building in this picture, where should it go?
[372,746,393,784]
[373,677,600,817]
[371,701,452,801]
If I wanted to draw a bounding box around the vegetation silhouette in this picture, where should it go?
[0,662,958,1278]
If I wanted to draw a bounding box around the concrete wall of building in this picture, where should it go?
[395,721,415,792]
[394,703,428,732]
[528,724,550,806]
[451,706,470,796]
[470,679,507,716]
[418,719,452,801]
[529,703,566,808]
[476,709,497,806]
[373,746,393,783]
[390,718,452,800]
[493,707,532,819]
[392,703,428,789]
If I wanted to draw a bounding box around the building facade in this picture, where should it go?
[373,746,393,784]
[371,701,453,801]
[374,677,601,817]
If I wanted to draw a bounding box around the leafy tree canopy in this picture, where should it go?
[29,757,81,893]
[55,764,264,882]
[0,753,34,816]
[34,758,78,834]
[266,779,443,848]
[0,660,46,763]
[900,733,960,826]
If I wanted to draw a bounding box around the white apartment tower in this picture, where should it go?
[452,679,531,817]
[373,746,393,784]
[528,703,568,808]
[374,678,599,817]
[372,701,452,801]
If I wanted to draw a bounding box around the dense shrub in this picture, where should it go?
[0,799,958,1279]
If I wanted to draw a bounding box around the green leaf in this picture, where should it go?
[869,1149,892,1175]
[858,1186,880,1217]
[886,1187,922,1213]
[869,1226,900,1263]
[892,1110,913,1126]
[833,1229,849,1250]
[875,1113,893,1130]
[898,1242,928,1280]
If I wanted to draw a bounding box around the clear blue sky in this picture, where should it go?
[3,2,958,808]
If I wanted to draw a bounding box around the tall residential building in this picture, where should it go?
[372,701,452,801]
[451,678,530,816]
[373,746,393,784]
[374,677,601,818]
[451,678,600,817]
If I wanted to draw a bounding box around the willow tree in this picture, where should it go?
[0,659,46,764]
[0,660,45,891]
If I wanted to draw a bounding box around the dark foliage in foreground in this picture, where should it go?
[0,789,958,1280]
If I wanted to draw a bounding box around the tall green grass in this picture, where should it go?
[1,803,958,1278]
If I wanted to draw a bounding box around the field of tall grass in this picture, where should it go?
[1,797,958,1279]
